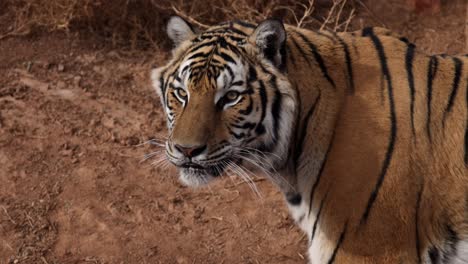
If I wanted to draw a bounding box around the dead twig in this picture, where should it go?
[171,5,210,29]
[354,0,387,27]
[225,178,266,189]
[41,257,49,264]
[1,206,16,225]
[298,0,315,28]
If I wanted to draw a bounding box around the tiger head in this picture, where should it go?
[151,16,297,187]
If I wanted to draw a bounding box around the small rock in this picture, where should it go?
[60,149,73,156]
[58,64,65,72]
[176,256,188,264]
[56,81,66,89]
[85,92,96,99]
[73,76,82,87]
[26,61,33,72]
[111,132,119,142]
[125,136,140,146]
[89,119,99,127]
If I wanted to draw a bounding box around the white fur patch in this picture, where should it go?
[308,231,333,264]
[449,239,468,264]
[151,68,163,97]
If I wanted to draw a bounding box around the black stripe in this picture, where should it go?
[158,67,171,104]
[399,37,410,44]
[442,224,459,262]
[405,42,417,137]
[465,79,468,165]
[225,35,245,43]
[285,44,297,68]
[442,57,463,127]
[231,122,256,129]
[197,34,216,41]
[187,40,217,53]
[159,75,166,103]
[293,86,303,167]
[217,36,229,48]
[227,126,245,139]
[426,56,438,143]
[278,41,287,72]
[218,51,236,64]
[166,102,174,111]
[187,51,209,61]
[465,119,468,165]
[229,131,245,140]
[334,33,355,94]
[271,86,282,142]
[231,80,244,87]
[311,190,329,241]
[360,28,397,225]
[327,222,347,264]
[428,247,440,264]
[239,96,253,115]
[255,80,267,135]
[295,31,336,88]
[286,193,302,205]
[308,128,335,217]
[233,20,256,29]
[361,27,373,37]
[294,93,321,164]
[415,182,424,264]
[181,65,190,75]
[315,31,338,43]
[210,141,228,153]
[290,35,311,65]
[248,65,257,82]
[261,67,281,140]
[224,65,234,79]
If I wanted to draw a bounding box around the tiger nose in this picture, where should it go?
[174,144,207,158]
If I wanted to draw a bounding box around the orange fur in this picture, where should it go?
[152,17,468,263]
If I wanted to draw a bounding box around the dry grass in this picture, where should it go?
[1,0,356,49]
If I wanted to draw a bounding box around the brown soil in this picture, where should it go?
[0,1,466,263]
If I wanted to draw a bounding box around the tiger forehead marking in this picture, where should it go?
[151,16,468,264]
[175,33,249,97]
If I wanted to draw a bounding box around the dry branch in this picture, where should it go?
[2,0,356,49]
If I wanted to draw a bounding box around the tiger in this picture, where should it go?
[151,15,468,263]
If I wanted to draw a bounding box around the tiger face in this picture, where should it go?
[151,16,296,187]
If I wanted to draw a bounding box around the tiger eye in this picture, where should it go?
[225,91,240,101]
[176,88,187,98]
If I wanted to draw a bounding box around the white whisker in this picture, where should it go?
[233,147,293,191]
[141,150,165,163]
[227,160,262,198]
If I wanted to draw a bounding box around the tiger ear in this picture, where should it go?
[167,16,198,48]
[249,19,286,70]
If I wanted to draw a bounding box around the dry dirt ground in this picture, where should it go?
[0,1,466,263]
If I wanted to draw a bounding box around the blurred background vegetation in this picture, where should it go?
[1,0,360,49]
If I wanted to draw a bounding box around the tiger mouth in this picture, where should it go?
[181,162,205,170]
[180,161,228,177]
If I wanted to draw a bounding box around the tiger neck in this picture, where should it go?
[278,29,347,199]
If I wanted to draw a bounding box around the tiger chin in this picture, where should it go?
[151,16,468,264]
